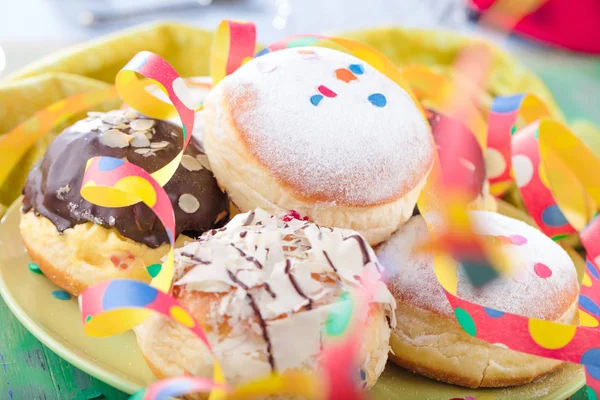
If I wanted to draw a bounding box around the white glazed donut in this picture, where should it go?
[376,211,579,388]
[201,47,435,245]
[135,208,396,399]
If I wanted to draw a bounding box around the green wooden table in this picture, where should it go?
[1,36,599,400]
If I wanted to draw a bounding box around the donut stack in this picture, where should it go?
[20,44,579,395]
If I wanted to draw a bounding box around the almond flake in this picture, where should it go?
[87,111,104,117]
[99,129,131,148]
[178,194,200,214]
[134,148,151,155]
[145,132,154,139]
[125,110,139,120]
[181,154,203,171]
[150,141,169,149]
[114,124,130,130]
[130,132,151,148]
[102,110,128,125]
[196,154,212,171]
[130,119,155,131]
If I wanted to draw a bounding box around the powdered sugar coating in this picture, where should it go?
[217,47,434,206]
[376,212,578,320]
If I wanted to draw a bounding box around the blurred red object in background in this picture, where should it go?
[470,0,600,54]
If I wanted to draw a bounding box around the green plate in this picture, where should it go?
[0,199,586,399]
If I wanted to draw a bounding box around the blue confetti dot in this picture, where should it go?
[102,280,158,311]
[581,349,600,380]
[51,290,71,301]
[368,93,387,108]
[97,157,125,172]
[541,204,569,227]
[588,260,600,280]
[349,64,365,75]
[490,94,525,113]
[484,307,505,318]
[359,369,367,381]
[254,48,271,58]
[310,94,323,106]
[580,294,600,317]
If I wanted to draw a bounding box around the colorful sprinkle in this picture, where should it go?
[51,290,71,301]
[511,125,517,135]
[147,263,162,278]
[335,68,357,83]
[86,315,92,323]
[484,307,505,318]
[509,235,527,245]
[580,295,600,317]
[98,157,124,172]
[367,93,387,108]
[534,262,553,278]
[348,64,364,75]
[581,349,600,380]
[454,307,476,337]
[28,262,43,275]
[359,369,366,381]
[102,280,158,311]
[552,233,570,241]
[310,94,323,106]
[318,85,337,98]
[541,204,569,227]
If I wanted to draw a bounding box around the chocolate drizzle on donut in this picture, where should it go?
[227,269,249,291]
[344,235,371,265]
[181,252,210,264]
[322,250,338,273]
[285,259,313,310]
[243,211,255,226]
[245,292,275,371]
[21,111,229,248]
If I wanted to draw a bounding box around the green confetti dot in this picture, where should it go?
[28,262,43,275]
[588,386,598,400]
[287,36,320,48]
[147,263,162,278]
[85,315,92,323]
[455,307,477,337]
[325,292,353,337]
[534,128,540,139]
[551,233,569,242]
[510,125,517,135]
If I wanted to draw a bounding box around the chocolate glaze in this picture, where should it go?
[22,111,229,248]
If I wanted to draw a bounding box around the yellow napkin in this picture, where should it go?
[0,23,592,214]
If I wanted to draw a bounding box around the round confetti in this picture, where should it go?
[98,157,125,172]
[512,154,534,188]
[28,262,43,275]
[85,315,92,323]
[484,307,505,318]
[310,94,323,106]
[581,348,600,380]
[169,306,196,328]
[579,294,600,317]
[485,148,506,179]
[51,290,71,301]
[147,263,162,278]
[102,280,158,311]
[579,309,599,327]
[172,77,196,109]
[454,307,476,337]
[509,235,527,245]
[588,386,599,400]
[335,68,357,83]
[534,262,553,278]
[348,64,364,75]
[541,204,569,227]
[367,93,387,108]
[318,85,337,98]
[528,318,576,349]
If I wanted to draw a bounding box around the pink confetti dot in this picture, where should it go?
[509,235,528,245]
[534,262,553,278]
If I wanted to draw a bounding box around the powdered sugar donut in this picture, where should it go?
[135,208,396,399]
[202,47,435,245]
[376,212,579,388]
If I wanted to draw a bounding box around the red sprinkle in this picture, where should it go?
[282,210,309,222]
[534,262,553,278]
[318,85,337,98]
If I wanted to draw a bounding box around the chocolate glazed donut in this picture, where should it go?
[23,110,229,247]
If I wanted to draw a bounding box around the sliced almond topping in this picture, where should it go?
[196,154,212,171]
[178,194,200,214]
[181,154,203,171]
[145,132,154,139]
[125,110,139,120]
[114,124,130,130]
[130,132,151,148]
[130,119,155,131]
[150,141,169,149]
[134,148,151,155]
[99,129,131,148]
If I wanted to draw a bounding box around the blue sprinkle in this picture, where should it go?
[254,48,271,58]
[102,280,158,311]
[359,369,366,381]
[310,94,323,106]
[490,94,525,113]
[368,93,387,108]
[579,294,600,317]
[97,157,125,172]
[588,260,600,280]
[349,64,365,75]
[581,348,600,380]
[484,307,505,318]
[51,290,71,301]
[541,204,569,227]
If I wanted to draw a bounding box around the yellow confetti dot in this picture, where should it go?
[169,305,195,328]
[583,272,593,288]
[528,318,577,349]
[579,309,599,328]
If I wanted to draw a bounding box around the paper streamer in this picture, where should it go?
[210,20,257,84]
